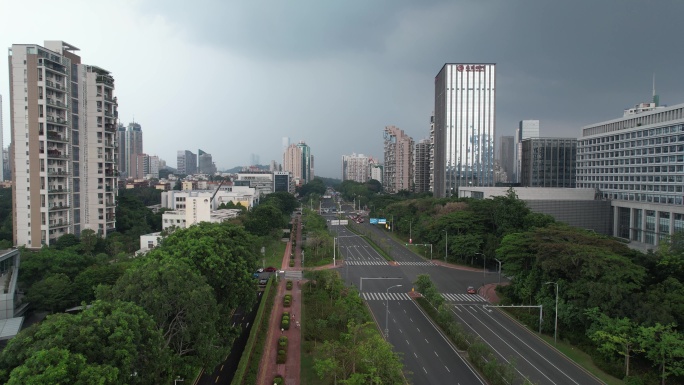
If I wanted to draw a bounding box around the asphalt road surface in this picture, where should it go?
[321,199,603,385]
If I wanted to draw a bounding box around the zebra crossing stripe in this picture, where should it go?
[440,293,487,302]
[359,292,412,301]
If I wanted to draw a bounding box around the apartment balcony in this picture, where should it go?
[46,131,68,143]
[49,221,71,229]
[46,98,67,110]
[96,75,114,87]
[43,62,67,74]
[46,150,68,159]
[104,170,116,177]
[49,205,71,211]
[47,169,69,177]
[44,80,67,92]
[47,187,69,194]
[104,123,116,132]
[104,111,113,118]
[106,201,116,208]
[46,115,68,126]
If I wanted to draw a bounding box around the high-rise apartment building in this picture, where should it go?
[124,122,143,179]
[116,124,126,177]
[433,63,496,197]
[414,139,431,193]
[342,153,371,183]
[2,147,9,181]
[515,120,540,183]
[370,163,383,185]
[520,138,577,187]
[0,94,4,182]
[9,41,118,247]
[383,126,414,193]
[577,100,684,249]
[297,142,312,183]
[283,144,302,183]
[498,135,515,183]
[177,150,197,175]
[283,141,313,185]
[198,149,215,175]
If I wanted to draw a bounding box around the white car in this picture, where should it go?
[257,268,264,273]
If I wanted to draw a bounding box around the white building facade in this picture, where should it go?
[9,41,118,247]
[577,101,684,249]
[433,63,496,197]
[342,153,370,183]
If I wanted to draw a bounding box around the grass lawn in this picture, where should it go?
[259,238,287,269]
[537,334,623,385]
[300,351,318,385]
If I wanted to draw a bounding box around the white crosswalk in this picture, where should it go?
[441,293,487,303]
[345,260,389,266]
[361,292,413,301]
[395,261,436,266]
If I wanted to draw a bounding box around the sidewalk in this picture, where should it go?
[256,217,303,385]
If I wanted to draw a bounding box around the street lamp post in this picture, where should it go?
[174,376,184,385]
[385,284,403,339]
[475,252,485,278]
[333,237,337,266]
[545,281,559,345]
[494,258,502,284]
[443,229,448,262]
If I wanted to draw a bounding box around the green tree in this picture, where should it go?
[19,248,96,288]
[6,348,118,385]
[73,264,126,303]
[639,323,684,384]
[0,300,171,384]
[586,308,642,378]
[244,203,285,236]
[148,222,258,311]
[79,229,99,256]
[107,258,227,370]
[25,273,76,313]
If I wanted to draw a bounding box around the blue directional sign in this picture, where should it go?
[378,218,387,224]
[370,218,379,224]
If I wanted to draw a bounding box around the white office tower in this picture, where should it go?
[9,41,118,247]
[577,99,684,249]
[433,64,496,197]
[515,120,540,183]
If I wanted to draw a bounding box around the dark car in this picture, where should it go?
[264,266,277,272]
[467,286,477,294]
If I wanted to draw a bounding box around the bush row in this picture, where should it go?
[286,280,293,290]
[281,311,290,330]
[235,277,277,385]
[283,294,292,307]
[276,336,288,364]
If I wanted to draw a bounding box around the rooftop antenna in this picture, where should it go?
[652,73,659,107]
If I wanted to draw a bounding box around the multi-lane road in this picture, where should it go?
[322,200,603,385]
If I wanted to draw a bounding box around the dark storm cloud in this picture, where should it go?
[133,0,684,176]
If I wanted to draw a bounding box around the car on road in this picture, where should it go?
[256,268,264,273]
[264,266,277,272]
[467,286,477,294]
[258,279,268,285]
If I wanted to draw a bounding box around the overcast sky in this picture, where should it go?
[2,0,684,178]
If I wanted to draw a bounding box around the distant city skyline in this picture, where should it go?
[2,1,684,177]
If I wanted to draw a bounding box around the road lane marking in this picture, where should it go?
[406,340,410,345]
[220,365,224,371]
[425,339,429,344]
[414,352,418,358]
[445,365,450,372]
[423,367,427,374]
[434,351,438,357]
[417,328,420,333]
